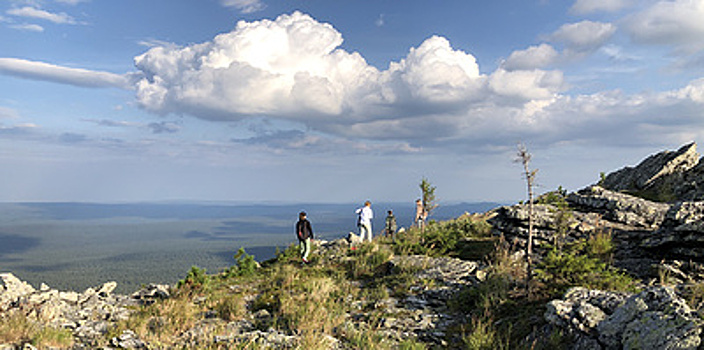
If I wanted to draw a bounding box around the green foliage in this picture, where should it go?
[225,247,258,278]
[584,231,614,264]
[398,339,428,350]
[628,184,678,203]
[275,243,303,264]
[538,188,574,250]
[177,265,209,290]
[536,186,568,205]
[32,326,74,348]
[115,293,204,347]
[347,243,393,279]
[463,317,509,350]
[0,310,74,348]
[450,272,511,316]
[394,215,493,258]
[535,234,636,296]
[598,172,606,186]
[419,177,438,219]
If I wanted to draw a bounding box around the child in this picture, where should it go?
[295,211,314,264]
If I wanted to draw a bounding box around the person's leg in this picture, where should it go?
[303,238,311,262]
[364,224,373,242]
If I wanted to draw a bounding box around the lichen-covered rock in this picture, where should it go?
[567,186,670,229]
[641,202,704,259]
[0,273,36,311]
[546,286,702,350]
[600,142,700,200]
[488,203,569,247]
[597,286,701,350]
[545,287,630,339]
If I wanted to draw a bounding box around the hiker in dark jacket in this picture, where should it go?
[296,211,314,263]
[384,210,398,241]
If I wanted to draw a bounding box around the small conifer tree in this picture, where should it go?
[516,143,537,292]
[420,177,438,221]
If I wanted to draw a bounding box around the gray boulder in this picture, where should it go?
[599,286,701,350]
[0,273,36,311]
[546,286,702,350]
[567,186,670,230]
[488,204,569,248]
[639,201,704,260]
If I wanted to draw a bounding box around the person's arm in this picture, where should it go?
[307,220,314,239]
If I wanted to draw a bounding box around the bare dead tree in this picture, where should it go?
[516,142,537,291]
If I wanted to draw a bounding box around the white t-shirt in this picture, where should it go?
[356,206,373,225]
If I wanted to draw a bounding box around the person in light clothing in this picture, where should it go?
[355,201,374,243]
[414,199,427,230]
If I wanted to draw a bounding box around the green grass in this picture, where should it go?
[91,214,642,349]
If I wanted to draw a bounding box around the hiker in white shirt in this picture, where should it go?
[355,201,374,243]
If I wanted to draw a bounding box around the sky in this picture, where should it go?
[1,0,704,204]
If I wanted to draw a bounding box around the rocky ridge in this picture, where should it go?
[489,141,704,349]
[0,240,487,349]
[4,142,704,349]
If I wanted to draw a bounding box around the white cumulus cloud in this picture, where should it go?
[502,43,560,70]
[549,21,617,51]
[129,11,581,148]
[133,12,491,125]
[625,0,704,53]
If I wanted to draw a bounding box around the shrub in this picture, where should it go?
[463,317,509,350]
[215,294,246,321]
[393,215,493,258]
[117,294,203,347]
[177,265,209,291]
[0,309,74,348]
[347,243,393,279]
[535,234,637,296]
[224,247,259,278]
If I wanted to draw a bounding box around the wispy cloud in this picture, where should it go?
[83,118,182,135]
[570,0,632,14]
[0,58,134,88]
[220,0,266,14]
[0,106,21,119]
[9,23,43,31]
[55,0,91,5]
[375,14,385,27]
[7,6,77,24]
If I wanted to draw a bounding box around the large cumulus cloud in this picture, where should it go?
[133,11,567,145]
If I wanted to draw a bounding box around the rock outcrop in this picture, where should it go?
[600,142,701,201]
[0,239,487,349]
[0,272,154,348]
[545,286,702,350]
[486,142,704,349]
[490,142,704,280]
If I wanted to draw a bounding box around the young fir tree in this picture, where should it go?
[420,177,438,221]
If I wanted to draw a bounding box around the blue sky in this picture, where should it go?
[1,0,704,204]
